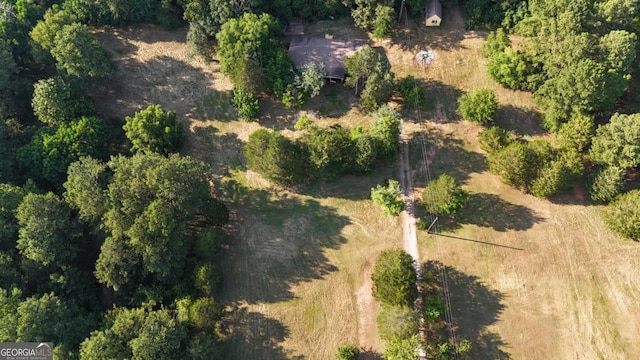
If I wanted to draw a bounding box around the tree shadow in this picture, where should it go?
[189,89,236,122]
[495,105,546,137]
[422,261,510,359]
[222,306,303,360]
[455,193,545,232]
[409,129,487,187]
[418,79,464,123]
[358,348,384,360]
[188,125,245,174]
[219,181,350,304]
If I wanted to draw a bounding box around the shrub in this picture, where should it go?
[123,104,185,155]
[457,87,498,123]
[371,249,418,307]
[231,87,259,121]
[478,126,516,153]
[601,190,640,240]
[422,174,467,215]
[398,76,427,108]
[336,344,359,360]
[557,113,595,151]
[371,180,404,216]
[587,166,625,203]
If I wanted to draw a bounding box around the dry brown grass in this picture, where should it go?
[96,12,640,360]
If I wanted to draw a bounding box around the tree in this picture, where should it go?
[589,113,640,169]
[371,249,418,307]
[17,116,108,187]
[215,13,282,93]
[587,166,625,203]
[16,192,79,267]
[529,150,584,198]
[64,156,108,222]
[556,113,594,151]
[457,87,498,123]
[422,174,467,215]
[296,62,325,98]
[344,45,391,95]
[31,76,94,126]
[336,344,359,360]
[123,104,185,155]
[372,5,394,38]
[51,23,114,81]
[231,86,260,121]
[130,309,187,360]
[487,141,536,190]
[601,190,640,240]
[370,105,400,158]
[371,180,404,216]
[244,129,308,185]
[29,6,77,63]
[304,125,355,179]
[398,76,427,109]
[384,335,421,360]
[0,183,26,251]
[482,28,511,58]
[487,47,533,90]
[360,70,395,112]
[478,126,516,153]
[377,304,420,341]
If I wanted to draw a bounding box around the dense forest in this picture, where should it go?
[1,0,640,358]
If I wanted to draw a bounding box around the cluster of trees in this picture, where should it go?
[482,1,638,131]
[371,249,470,359]
[244,105,401,185]
[0,1,235,356]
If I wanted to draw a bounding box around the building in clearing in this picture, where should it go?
[288,36,369,83]
[425,0,442,26]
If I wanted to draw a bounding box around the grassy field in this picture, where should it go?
[96,8,640,360]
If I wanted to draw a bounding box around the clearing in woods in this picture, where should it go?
[96,6,640,359]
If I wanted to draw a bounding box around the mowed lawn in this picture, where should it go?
[95,7,640,359]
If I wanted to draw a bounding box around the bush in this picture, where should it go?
[32,77,94,126]
[231,87,260,121]
[529,150,583,198]
[488,141,536,190]
[398,76,427,109]
[244,129,309,185]
[370,105,401,159]
[372,5,394,38]
[457,87,498,123]
[587,166,625,203]
[487,47,533,90]
[556,113,595,151]
[601,190,640,240]
[371,180,404,216]
[376,304,420,341]
[422,174,467,215]
[336,344,359,360]
[478,126,516,153]
[123,104,185,155]
[371,249,418,307]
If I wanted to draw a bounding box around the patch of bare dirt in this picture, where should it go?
[355,261,377,348]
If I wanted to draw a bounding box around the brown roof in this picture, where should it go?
[288,36,369,80]
[426,0,442,19]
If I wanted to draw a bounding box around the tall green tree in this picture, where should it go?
[215,12,283,94]
[601,189,640,240]
[66,153,229,295]
[457,87,498,123]
[422,174,467,215]
[16,192,79,267]
[29,6,77,64]
[51,22,114,81]
[371,179,404,216]
[17,116,107,187]
[589,113,640,169]
[123,104,185,155]
[371,249,418,307]
[0,184,26,251]
[31,76,94,126]
[243,129,309,185]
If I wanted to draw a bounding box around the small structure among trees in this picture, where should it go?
[288,36,369,83]
[425,0,442,26]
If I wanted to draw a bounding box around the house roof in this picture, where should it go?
[426,0,442,19]
[288,36,369,80]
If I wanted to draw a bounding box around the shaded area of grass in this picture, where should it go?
[494,105,545,138]
[455,193,545,232]
[222,306,303,360]
[220,179,351,304]
[422,79,464,122]
[188,125,245,173]
[423,261,509,360]
[193,90,235,122]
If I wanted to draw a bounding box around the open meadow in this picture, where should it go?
[95,6,640,359]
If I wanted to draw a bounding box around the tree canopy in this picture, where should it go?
[371,249,418,307]
[51,22,114,81]
[602,190,640,240]
[589,113,640,169]
[123,104,185,155]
